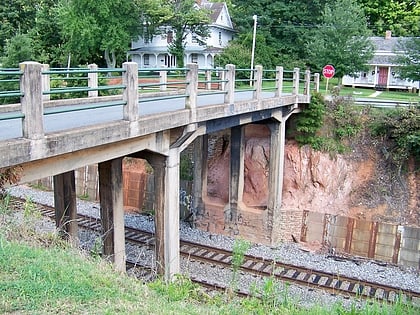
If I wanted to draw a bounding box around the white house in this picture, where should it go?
[342,31,419,91]
[129,0,235,69]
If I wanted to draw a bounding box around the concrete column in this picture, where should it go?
[53,171,78,242]
[164,148,181,280]
[148,155,166,276]
[253,65,263,100]
[88,64,98,98]
[304,70,311,97]
[186,63,198,111]
[123,62,138,121]
[159,70,167,91]
[20,61,44,140]
[292,68,300,96]
[227,126,244,225]
[41,64,50,101]
[267,119,286,245]
[192,135,208,216]
[98,158,126,272]
[205,70,212,90]
[275,66,283,97]
[314,73,320,93]
[224,64,235,104]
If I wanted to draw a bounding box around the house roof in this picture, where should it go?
[370,36,411,52]
[368,36,415,66]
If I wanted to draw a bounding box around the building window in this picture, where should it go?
[167,31,173,44]
[192,35,198,44]
[219,32,222,45]
[144,54,150,66]
[191,54,198,64]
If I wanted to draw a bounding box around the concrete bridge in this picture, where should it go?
[0,61,317,279]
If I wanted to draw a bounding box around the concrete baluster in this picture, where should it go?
[275,66,283,97]
[41,64,50,101]
[292,67,300,96]
[224,64,235,105]
[253,65,263,100]
[160,69,167,91]
[122,62,138,121]
[88,63,98,98]
[293,68,300,106]
[304,70,311,97]
[205,69,212,90]
[314,73,320,93]
[186,63,198,111]
[20,61,44,140]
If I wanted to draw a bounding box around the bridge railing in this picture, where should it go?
[0,62,315,141]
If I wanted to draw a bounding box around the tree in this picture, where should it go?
[1,33,34,67]
[358,0,420,36]
[168,0,210,68]
[230,0,326,66]
[306,0,374,82]
[215,33,279,73]
[394,37,420,87]
[58,0,142,67]
[0,0,37,57]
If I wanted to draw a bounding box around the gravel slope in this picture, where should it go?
[7,185,420,309]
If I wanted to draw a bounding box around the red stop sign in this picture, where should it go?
[322,65,335,79]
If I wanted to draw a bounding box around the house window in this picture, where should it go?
[144,54,150,66]
[219,32,222,45]
[192,35,198,44]
[167,31,173,44]
[191,54,198,64]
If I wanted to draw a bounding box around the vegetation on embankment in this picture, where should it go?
[293,90,420,171]
[1,200,419,315]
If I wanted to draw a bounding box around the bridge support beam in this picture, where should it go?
[225,126,244,235]
[193,135,208,217]
[98,158,126,272]
[131,147,181,281]
[267,119,286,245]
[147,155,167,276]
[164,148,181,280]
[53,171,78,242]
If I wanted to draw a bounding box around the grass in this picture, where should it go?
[1,203,419,314]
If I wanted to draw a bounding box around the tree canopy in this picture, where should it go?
[58,0,142,67]
[306,0,374,80]
[395,37,420,84]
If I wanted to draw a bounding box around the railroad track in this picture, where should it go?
[10,198,420,304]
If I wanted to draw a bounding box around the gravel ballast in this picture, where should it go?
[7,185,420,309]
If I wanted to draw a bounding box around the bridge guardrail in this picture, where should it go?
[0,62,315,142]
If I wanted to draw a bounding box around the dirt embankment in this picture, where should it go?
[206,125,419,227]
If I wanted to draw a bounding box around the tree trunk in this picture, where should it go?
[104,49,117,69]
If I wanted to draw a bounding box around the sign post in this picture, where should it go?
[322,64,335,92]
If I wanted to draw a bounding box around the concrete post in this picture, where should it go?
[192,135,208,216]
[164,148,181,280]
[226,126,244,228]
[275,66,283,97]
[123,62,138,121]
[267,120,286,245]
[186,63,198,111]
[41,64,50,101]
[53,171,78,243]
[205,70,212,90]
[292,68,300,96]
[88,64,98,98]
[160,70,167,91]
[224,64,235,105]
[253,65,263,101]
[148,155,166,276]
[314,73,320,93]
[20,61,44,140]
[304,70,311,97]
[98,158,126,272]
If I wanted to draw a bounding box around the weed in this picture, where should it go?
[229,238,251,295]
